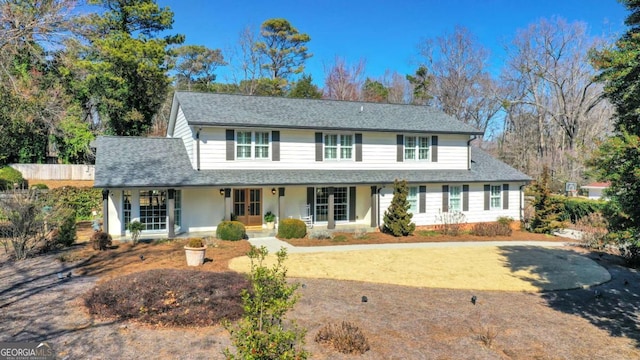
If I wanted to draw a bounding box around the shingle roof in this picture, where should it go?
[94,136,530,188]
[173,92,484,135]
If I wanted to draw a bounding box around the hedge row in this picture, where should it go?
[549,195,607,224]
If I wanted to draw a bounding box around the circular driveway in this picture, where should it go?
[230,240,611,292]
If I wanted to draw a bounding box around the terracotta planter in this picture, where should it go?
[184,245,206,266]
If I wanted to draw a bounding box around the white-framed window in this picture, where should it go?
[408,186,418,214]
[324,134,353,160]
[449,185,462,212]
[236,130,269,159]
[315,187,348,222]
[138,190,182,231]
[405,135,429,160]
[490,185,501,210]
[122,190,131,231]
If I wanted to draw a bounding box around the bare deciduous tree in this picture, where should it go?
[323,56,366,101]
[415,25,502,135]
[500,17,613,182]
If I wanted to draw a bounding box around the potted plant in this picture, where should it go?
[264,211,276,229]
[184,238,206,266]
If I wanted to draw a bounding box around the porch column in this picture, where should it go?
[167,189,175,239]
[224,188,232,221]
[101,189,109,233]
[328,187,335,229]
[370,186,378,228]
[278,187,285,225]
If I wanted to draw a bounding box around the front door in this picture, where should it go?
[233,188,262,226]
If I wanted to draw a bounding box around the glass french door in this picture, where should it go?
[233,188,262,226]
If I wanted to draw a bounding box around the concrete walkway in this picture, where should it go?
[247,236,568,254]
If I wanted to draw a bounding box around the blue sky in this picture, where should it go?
[156,0,628,85]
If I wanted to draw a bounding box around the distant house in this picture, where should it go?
[581,182,610,200]
[93,92,531,238]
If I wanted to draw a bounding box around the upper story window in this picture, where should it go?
[404,135,429,161]
[490,185,502,209]
[324,134,353,160]
[236,131,269,159]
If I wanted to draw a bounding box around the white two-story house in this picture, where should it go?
[94,92,530,238]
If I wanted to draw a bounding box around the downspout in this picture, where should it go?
[467,135,477,170]
[196,127,201,171]
[519,183,527,226]
[377,186,382,231]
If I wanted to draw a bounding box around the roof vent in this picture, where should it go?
[360,105,364,112]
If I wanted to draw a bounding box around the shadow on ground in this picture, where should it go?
[500,246,640,348]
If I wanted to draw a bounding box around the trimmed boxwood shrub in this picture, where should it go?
[0,166,26,190]
[278,218,307,239]
[216,221,246,241]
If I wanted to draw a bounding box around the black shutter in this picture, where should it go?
[484,184,490,210]
[442,185,449,213]
[355,133,362,162]
[349,186,356,221]
[463,185,469,211]
[307,187,315,214]
[419,185,426,213]
[503,184,509,209]
[431,135,438,162]
[397,134,404,162]
[226,129,234,160]
[315,132,323,161]
[272,131,280,161]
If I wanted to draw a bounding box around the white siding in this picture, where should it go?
[173,107,195,167]
[380,182,524,227]
[198,127,469,170]
[181,188,223,233]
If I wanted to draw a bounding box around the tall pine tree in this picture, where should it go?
[64,0,184,136]
[590,0,640,243]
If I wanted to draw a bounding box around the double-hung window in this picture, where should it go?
[490,185,501,209]
[405,135,429,161]
[236,131,269,159]
[449,185,462,212]
[324,134,353,160]
[315,187,348,221]
[407,186,418,214]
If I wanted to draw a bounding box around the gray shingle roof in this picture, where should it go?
[94,136,530,188]
[174,92,484,135]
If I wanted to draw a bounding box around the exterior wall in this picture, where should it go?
[196,127,470,170]
[181,188,223,233]
[103,183,524,237]
[173,107,195,167]
[107,190,122,235]
[586,188,605,200]
[379,182,524,227]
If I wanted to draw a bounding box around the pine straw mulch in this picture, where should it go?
[284,228,566,247]
[2,228,640,358]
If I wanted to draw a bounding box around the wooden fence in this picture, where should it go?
[9,164,95,180]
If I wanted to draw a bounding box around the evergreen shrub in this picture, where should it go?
[277,218,307,239]
[216,221,246,241]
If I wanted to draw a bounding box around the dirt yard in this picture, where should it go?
[1,230,639,359]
